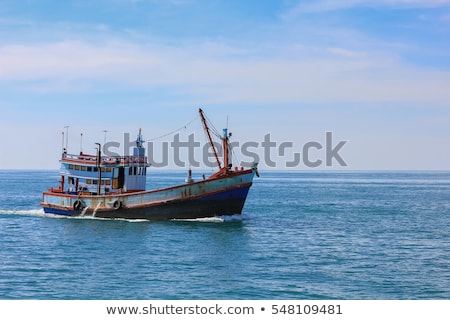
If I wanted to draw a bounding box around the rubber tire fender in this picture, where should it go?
[73,200,85,211]
[113,200,123,210]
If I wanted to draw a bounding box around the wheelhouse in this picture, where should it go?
[52,129,150,196]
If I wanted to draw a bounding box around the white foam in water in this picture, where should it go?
[173,214,244,223]
[115,218,150,223]
[0,209,244,223]
[0,209,46,217]
[0,208,90,220]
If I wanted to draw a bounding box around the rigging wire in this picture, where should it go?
[202,113,222,140]
[147,116,199,141]
[146,109,236,170]
[230,138,239,168]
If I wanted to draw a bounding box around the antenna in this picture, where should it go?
[80,133,84,154]
[61,131,65,153]
[64,126,70,150]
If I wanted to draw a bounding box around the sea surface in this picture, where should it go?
[0,170,449,300]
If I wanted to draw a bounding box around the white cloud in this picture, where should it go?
[1,39,449,106]
[0,41,159,82]
[290,0,450,13]
[327,47,368,59]
[386,0,450,6]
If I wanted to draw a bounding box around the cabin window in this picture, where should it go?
[93,167,98,172]
[75,165,80,170]
[81,166,87,171]
[129,167,133,175]
[86,179,92,185]
[134,167,137,175]
[106,168,112,173]
[87,167,92,172]
[69,164,74,170]
[101,167,105,172]
[106,180,111,186]
[93,180,98,185]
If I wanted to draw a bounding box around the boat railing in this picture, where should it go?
[117,156,149,165]
[62,153,148,166]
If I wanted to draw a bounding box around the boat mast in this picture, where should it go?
[222,128,230,170]
[199,108,222,170]
[95,143,102,195]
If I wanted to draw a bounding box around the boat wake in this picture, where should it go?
[172,214,244,223]
[0,209,47,218]
[0,208,101,221]
[0,209,244,224]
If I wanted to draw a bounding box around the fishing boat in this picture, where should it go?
[41,109,259,220]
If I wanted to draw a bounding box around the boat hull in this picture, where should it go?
[41,170,255,220]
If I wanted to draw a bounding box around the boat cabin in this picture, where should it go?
[54,130,149,196]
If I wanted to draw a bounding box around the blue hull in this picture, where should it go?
[43,207,77,216]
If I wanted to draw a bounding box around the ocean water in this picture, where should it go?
[0,170,449,300]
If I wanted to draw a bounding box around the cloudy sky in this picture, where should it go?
[1,0,449,170]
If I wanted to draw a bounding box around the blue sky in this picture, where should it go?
[1,0,450,170]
